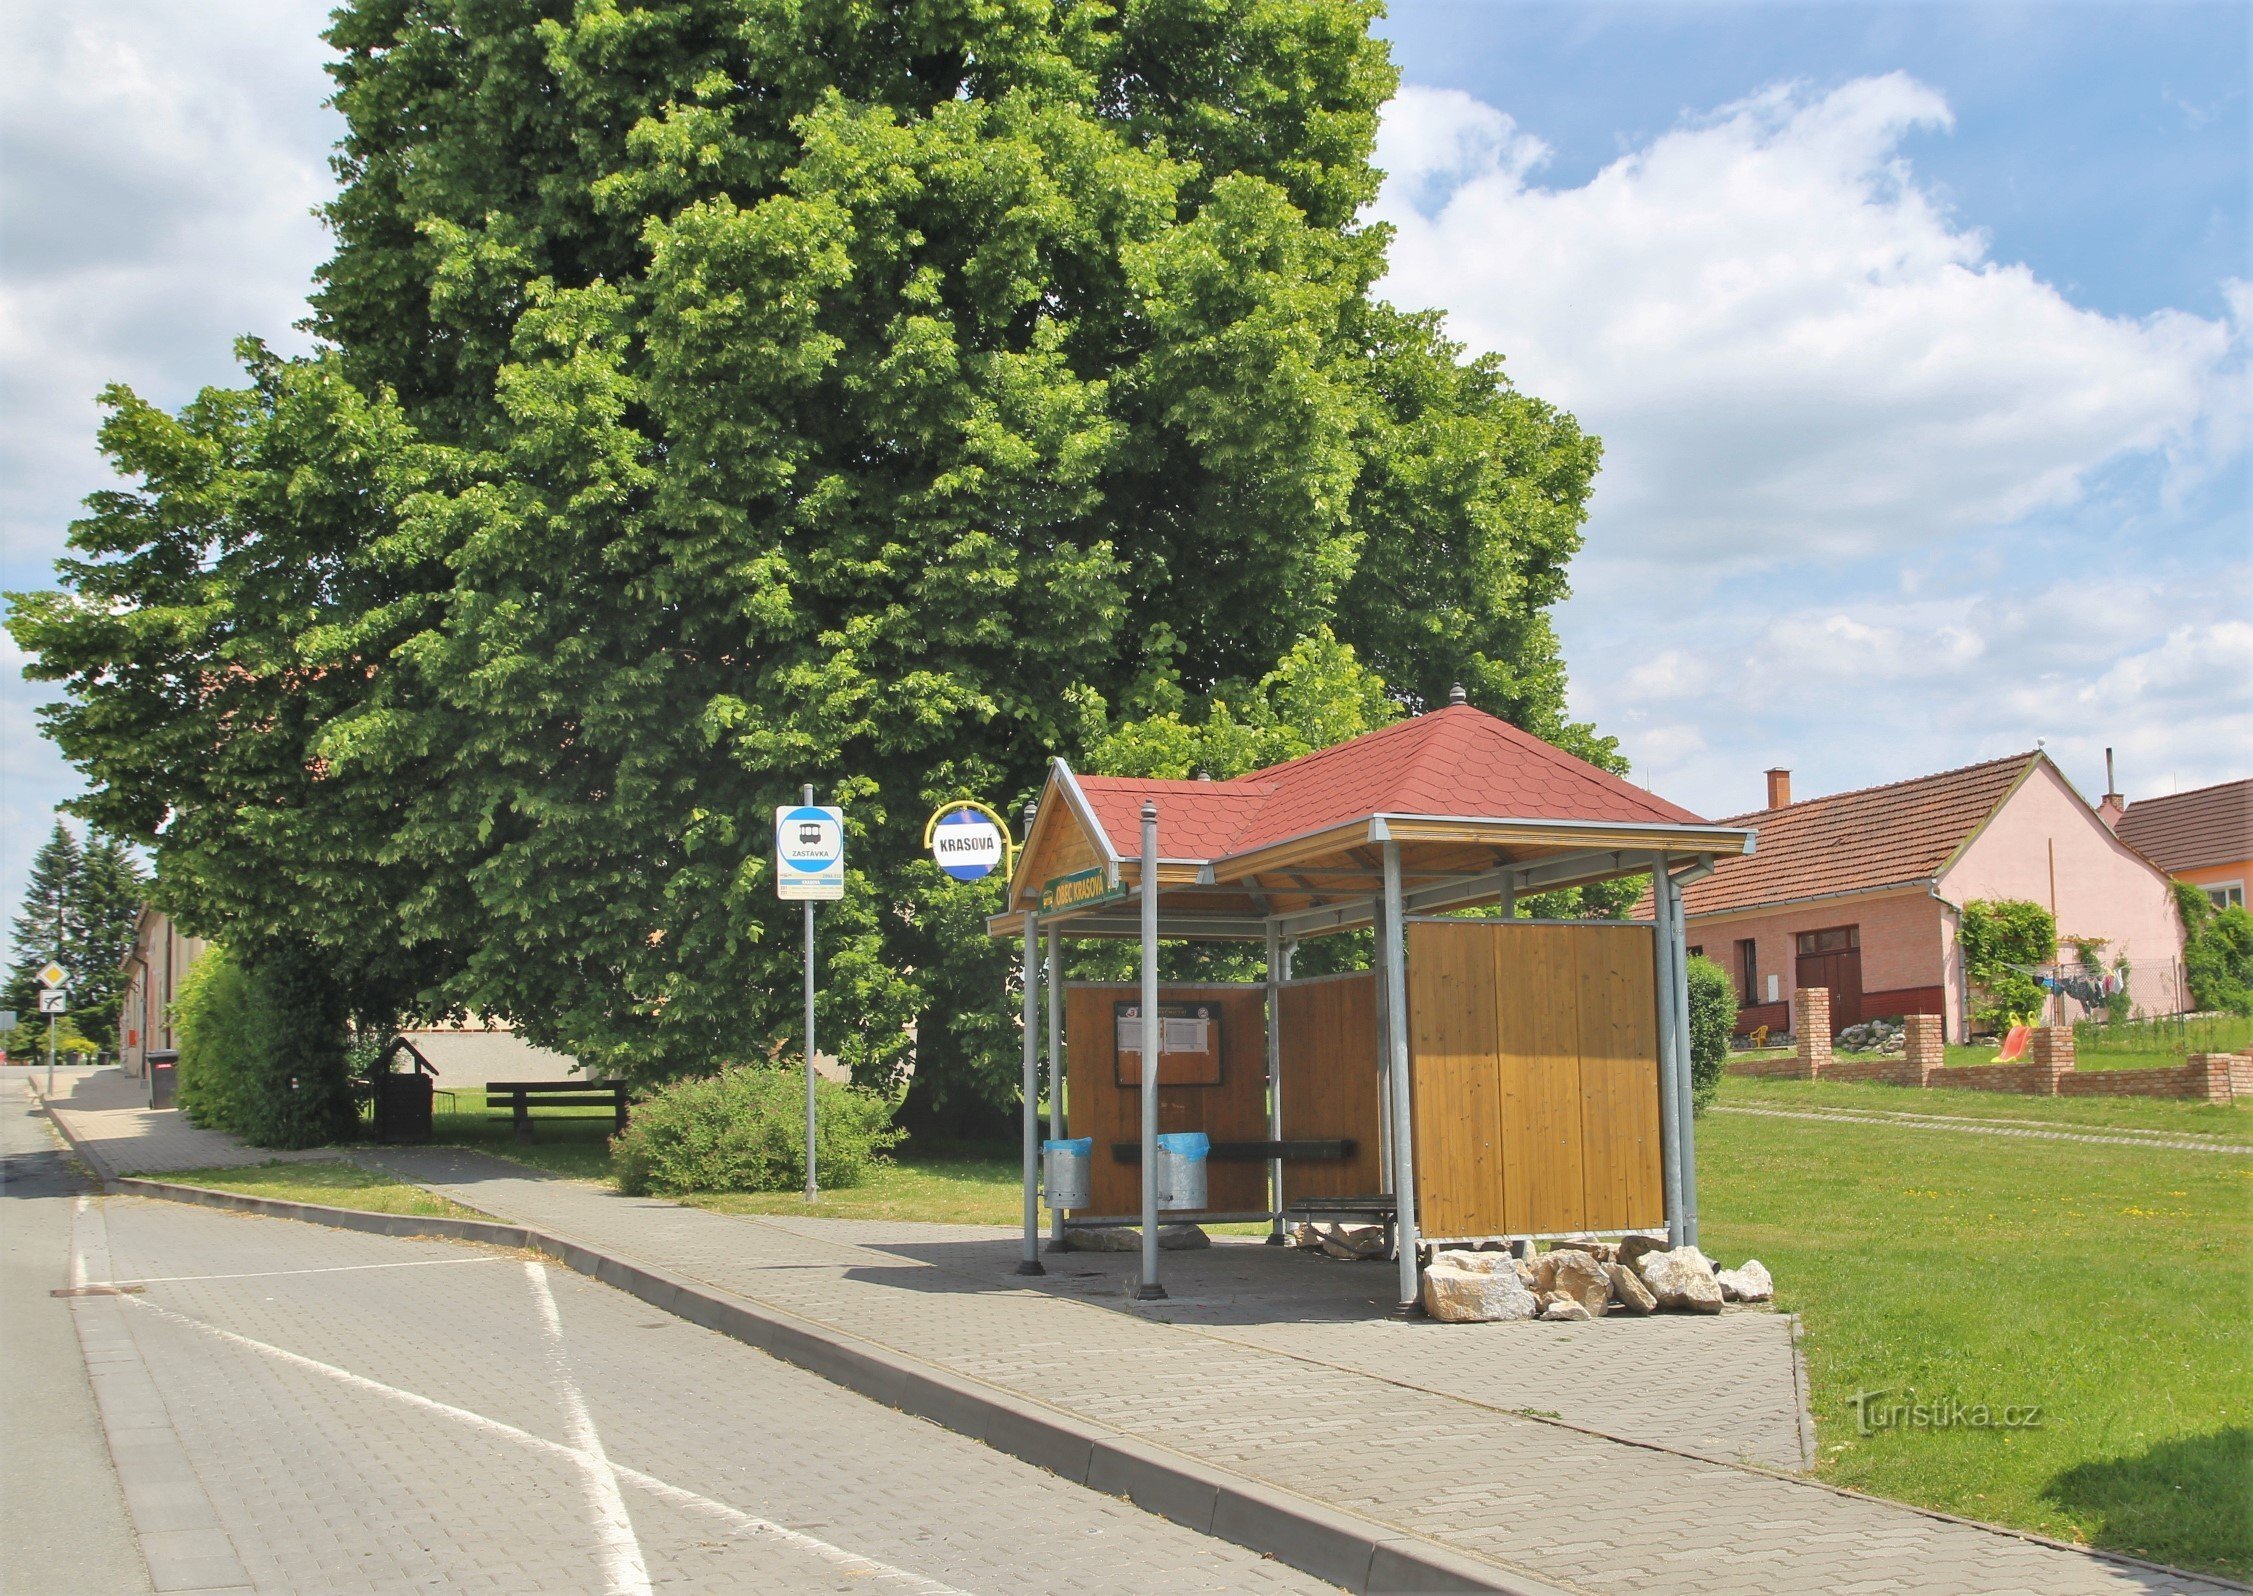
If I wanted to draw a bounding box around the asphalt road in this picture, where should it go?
[0,1084,1333,1595]
[0,1075,152,1596]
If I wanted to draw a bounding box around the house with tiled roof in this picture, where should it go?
[1657,752,2186,1042]
[2112,777,2252,912]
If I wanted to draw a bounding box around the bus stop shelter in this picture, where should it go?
[987,699,1756,1312]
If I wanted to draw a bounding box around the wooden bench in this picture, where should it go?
[486,1080,629,1143]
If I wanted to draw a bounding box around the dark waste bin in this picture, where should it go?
[147,1050,179,1109]
[371,1069,434,1144]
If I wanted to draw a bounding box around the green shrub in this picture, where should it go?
[613,1065,903,1197]
[3,1014,99,1060]
[2175,882,2253,1015]
[1685,954,1734,1113]
[170,941,356,1148]
[1959,898,2056,1032]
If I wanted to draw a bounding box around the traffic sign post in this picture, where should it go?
[777,792,845,1201]
[38,983,66,1095]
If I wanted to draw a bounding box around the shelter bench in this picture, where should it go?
[1282,1193,1399,1257]
[1105,1139,1356,1163]
[486,1080,629,1143]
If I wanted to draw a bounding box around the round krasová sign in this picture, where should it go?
[929,805,1006,882]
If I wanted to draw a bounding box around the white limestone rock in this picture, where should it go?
[1605,1261,1658,1314]
[1634,1245,1724,1314]
[1432,1249,1515,1274]
[1717,1259,1774,1303]
[1420,1261,1540,1323]
[1541,1297,1594,1322]
[1547,1248,1612,1317]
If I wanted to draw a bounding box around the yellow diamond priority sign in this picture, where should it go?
[36,961,67,990]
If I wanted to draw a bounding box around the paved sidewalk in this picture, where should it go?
[362,1148,2229,1596]
[32,1066,333,1177]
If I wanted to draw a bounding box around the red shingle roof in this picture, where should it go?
[1670,752,2039,919]
[1074,706,1710,862]
[2115,779,2252,874]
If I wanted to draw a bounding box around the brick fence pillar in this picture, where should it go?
[1903,1013,1943,1084]
[2027,1026,2074,1095]
[1794,988,1831,1078]
[2187,1053,2236,1104]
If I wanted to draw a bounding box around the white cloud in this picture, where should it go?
[1374,76,2248,576]
[1575,565,2253,817]
[0,1,340,575]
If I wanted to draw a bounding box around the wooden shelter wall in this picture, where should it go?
[1275,973,1384,1198]
[1064,984,1268,1217]
[1408,922,1664,1237]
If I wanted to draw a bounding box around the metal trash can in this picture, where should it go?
[371,1070,434,1143]
[1155,1131,1210,1211]
[147,1050,179,1110]
[1043,1136,1092,1211]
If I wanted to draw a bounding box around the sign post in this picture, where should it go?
[777,791,844,1200]
[37,961,68,1097]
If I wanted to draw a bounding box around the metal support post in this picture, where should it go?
[1134,802,1166,1300]
[1264,919,1286,1244]
[1651,853,1684,1246]
[1665,867,1701,1249]
[1380,841,1421,1313]
[1046,926,1065,1249]
[802,784,818,1203]
[47,1012,57,1097]
[1017,912,1045,1274]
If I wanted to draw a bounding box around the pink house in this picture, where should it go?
[1663,753,2187,1042]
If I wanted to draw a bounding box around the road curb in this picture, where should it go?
[71,1161,1563,1593]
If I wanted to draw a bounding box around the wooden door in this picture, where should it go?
[1794,925,1863,1030]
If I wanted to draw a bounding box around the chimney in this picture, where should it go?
[2097,746,2126,831]
[1765,768,1792,810]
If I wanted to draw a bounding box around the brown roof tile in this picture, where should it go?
[1076,706,1711,863]
[1665,752,2039,919]
[2115,778,2253,874]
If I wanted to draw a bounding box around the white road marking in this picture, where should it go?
[117,1293,972,1595]
[96,1255,511,1288]
[68,1194,91,1290]
[524,1260,653,1596]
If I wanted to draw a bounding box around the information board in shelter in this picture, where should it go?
[1113,1001,1222,1087]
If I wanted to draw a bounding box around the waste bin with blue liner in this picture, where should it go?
[1155,1131,1210,1211]
[1042,1136,1092,1211]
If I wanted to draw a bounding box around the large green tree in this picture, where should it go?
[13,0,1607,1134]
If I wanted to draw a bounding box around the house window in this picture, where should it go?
[2209,882,2246,910]
[1686,944,1703,960]
[1795,925,1858,956]
[1737,939,1758,1004]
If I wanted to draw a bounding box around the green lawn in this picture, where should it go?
[687,1151,1023,1225]
[2071,1012,2253,1070]
[1720,1073,2253,1140]
[164,1158,490,1221]
[1699,1109,2251,1578]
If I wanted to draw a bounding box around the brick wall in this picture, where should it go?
[2059,1053,2252,1103]
[1722,996,2250,1104]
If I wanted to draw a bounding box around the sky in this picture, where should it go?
[1,0,2247,926]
